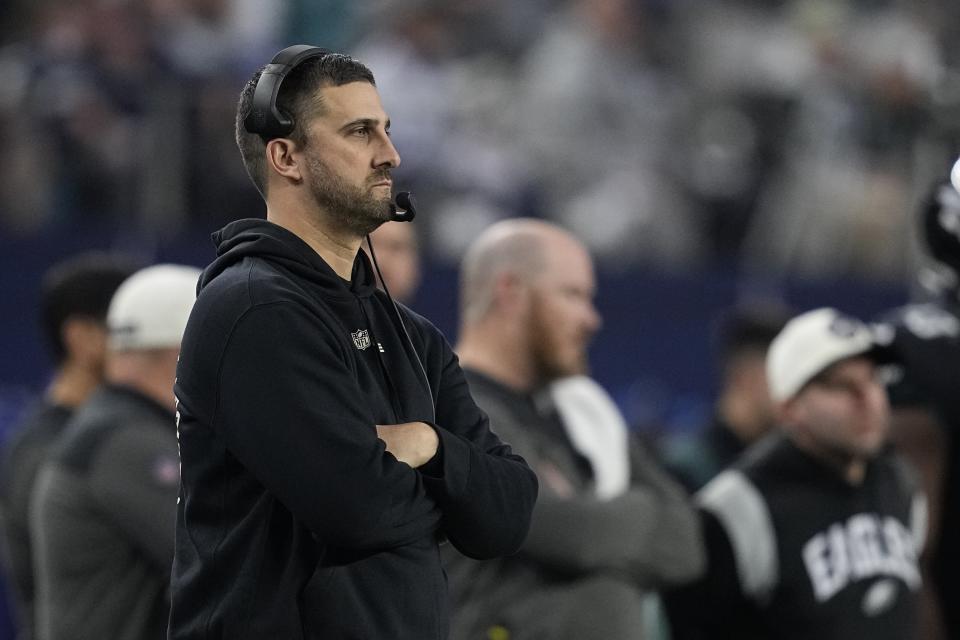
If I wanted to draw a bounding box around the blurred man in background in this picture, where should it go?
[873,172,960,639]
[660,305,788,492]
[365,220,421,304]
[0,253,135,640]
[665,308,925,640]
[30,264,199,640]
[446,218,703,640]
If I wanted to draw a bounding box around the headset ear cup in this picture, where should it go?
[244,45,332,139]
[273,110,294,136]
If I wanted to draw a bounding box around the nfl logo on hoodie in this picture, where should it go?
[352,329,371,351]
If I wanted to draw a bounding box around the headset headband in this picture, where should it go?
[244,45,332,140]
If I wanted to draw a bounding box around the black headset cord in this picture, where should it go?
[365,234,436,422]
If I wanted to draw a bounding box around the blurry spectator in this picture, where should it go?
[0,16,56,233]
[660,304,789,492]
[353,2,467,189]
[148,0,286,78]
[30,264,199,640]
[354,0,533,261]
[677,0,817,99]
[873,174,960,639]
[0,0,283,234]
[284,0,358,52]
[365,220,422,304]
[11,0,170,228]
[0,0,953,286]
[517,0,703,268]
[665,308,925,640]
[446,219,703,640]
[0,253,136,640]
[741,1,942,282]
[670,0,805,260]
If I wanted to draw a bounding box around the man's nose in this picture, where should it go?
[585,303,602,334]
[376,134,401,169]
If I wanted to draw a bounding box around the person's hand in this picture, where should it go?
[376,422,439,468]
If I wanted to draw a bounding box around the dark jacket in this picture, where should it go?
[445,371,702,639]
[31,385,179,640]
[0,401,72,640]
[168,220,537,640]
[664,433,924,640]
[877,301,960,636]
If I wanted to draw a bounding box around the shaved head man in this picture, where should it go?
[446,219,703,640]
[457,219,601,390]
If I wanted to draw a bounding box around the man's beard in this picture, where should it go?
[528,296,590,385]
[305,150,393,237]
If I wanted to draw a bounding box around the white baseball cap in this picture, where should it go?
[107,264,201,351]
[766,307,889,402]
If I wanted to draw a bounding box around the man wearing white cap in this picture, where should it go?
[664,307,926,640]
[28,264,200,640]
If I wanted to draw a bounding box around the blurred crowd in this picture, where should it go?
[2,0,960,283]
[2,4,960,633]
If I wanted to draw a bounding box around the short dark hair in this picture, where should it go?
[235,52,376,199]
[713,305,791,365]
[40,253,139,364]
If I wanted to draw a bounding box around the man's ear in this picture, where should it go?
[494,272,528,314]
[265,138,303,183]
[777,395,801,429]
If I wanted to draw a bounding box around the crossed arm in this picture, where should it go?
[210,302,536,557]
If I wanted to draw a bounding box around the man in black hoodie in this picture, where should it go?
[167,47,538,640]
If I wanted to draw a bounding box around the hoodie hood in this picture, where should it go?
[201,219,378,299]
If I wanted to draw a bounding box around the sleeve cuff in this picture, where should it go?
[418,424,472,499]
[418,423,445,477]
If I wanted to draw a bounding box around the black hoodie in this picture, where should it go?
[168,220,537,640]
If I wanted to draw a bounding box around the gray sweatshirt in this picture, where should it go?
[444,370,704,640]
[30,385,178,640]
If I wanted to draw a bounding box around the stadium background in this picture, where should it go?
[1,0,958,636]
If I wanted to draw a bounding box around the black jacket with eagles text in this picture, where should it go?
[167,219,537,640]
[664,433,924,640]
